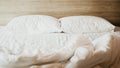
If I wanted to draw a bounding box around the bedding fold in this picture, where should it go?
[27,32,120,68]
[0,26,120,68]
[0,29,94,68]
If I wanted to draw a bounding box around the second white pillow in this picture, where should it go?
[59,16,115,34]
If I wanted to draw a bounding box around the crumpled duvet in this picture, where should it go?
[28,33,120,68]
[0,27,120,68]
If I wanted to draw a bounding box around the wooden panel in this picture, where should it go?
[0,0,120,26]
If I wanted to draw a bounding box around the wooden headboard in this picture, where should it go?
[0,0,120,26]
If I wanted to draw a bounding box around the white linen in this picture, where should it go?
[59,16,115,33]
[26,32,120,68]
[65,33,120,68]
[82,32,111,41]
[6,15,61,34]
[0,28,93,68]
[0,26,120,68]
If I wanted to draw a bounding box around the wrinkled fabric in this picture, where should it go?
[27,32,120,68]
[0,27,94,68]
[0,27,120,68]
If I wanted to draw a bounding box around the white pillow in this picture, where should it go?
[59,16,115,33]
[7,15,61,34]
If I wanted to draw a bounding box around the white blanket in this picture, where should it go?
[0,28,94,68]
[0,27,120,68]
[65,33,120,68]
[26,32,120,68]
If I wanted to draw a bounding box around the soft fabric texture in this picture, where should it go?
[25,32,120,68]
[59,16,115,33]
[92,33,120,68]
[0,28,92,68]
[0,25,120,68]
[82,32,112,41]
[64,33,120,68]
[0,18,120,68]
[6,15,61,34]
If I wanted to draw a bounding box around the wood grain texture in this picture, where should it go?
[0,0,120,26]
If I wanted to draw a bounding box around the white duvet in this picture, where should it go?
[0,28,94,68]
[0,27,120,68]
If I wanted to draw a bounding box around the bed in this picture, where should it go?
[0,15,120,68]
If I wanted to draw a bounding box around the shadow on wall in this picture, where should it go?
[68,0,120,26]
[0,0,120,26]
[91,0,120,26]
[112,0,120,26]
